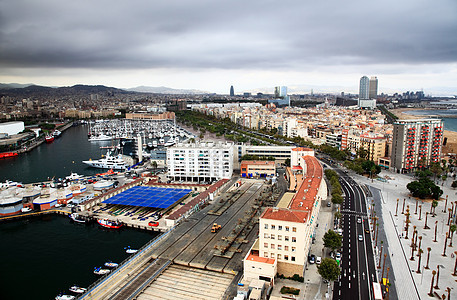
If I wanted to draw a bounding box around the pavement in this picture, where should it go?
[350,169,457,300]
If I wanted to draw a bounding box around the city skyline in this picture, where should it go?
[1,0,456,95]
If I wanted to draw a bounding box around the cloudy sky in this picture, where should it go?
[0,0,456,95]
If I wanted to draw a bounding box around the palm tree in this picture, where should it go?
[432,200,438,216]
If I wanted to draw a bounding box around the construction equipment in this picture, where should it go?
[211,223,221,233]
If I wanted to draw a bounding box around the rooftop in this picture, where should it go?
[246,253,276,265]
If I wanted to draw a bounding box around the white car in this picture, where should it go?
[336,252,341,260]
[316,256,322,264]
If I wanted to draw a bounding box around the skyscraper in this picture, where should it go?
[359,76,369,99]
[230,85,234,96]
[369,76,378,99]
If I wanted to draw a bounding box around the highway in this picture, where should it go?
[331,170,377,300]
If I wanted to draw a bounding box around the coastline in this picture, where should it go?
[391,108,457,154]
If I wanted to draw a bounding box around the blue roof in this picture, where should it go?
[102,186,192,209]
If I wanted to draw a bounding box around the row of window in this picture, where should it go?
[263,234,296,242]
[264,224,297,232]
[264,252,296,261]
[264,243,296,252]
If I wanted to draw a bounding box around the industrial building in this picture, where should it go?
[240,161,276,178]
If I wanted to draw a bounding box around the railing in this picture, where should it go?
[77,224,176,299]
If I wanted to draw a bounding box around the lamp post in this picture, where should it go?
[442,232,449,257]
[434,265,441,290]
[434,221,439,242]
[419,204,422,220]
[429,270,436,297]
[395,198,399,216]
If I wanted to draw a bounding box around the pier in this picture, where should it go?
[79,179,281,299]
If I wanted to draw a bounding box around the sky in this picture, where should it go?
[0,0,456,95]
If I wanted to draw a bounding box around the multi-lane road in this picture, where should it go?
[331,169,378,300]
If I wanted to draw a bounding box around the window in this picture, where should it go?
[285,236,289,242]
[264,252,268,257]
[292,247,296,252]
[278,225,282,230]
[264,224,268,229]
[292,237,296,243]
[285,246,289,251]
[271,244,275,249]
[271,234,275,240]
[278,245,282,251]
[264,233,269,239]
[278,235,282,241]
[291,256,296,262]
[292,227,297,232]
[285,226,289,232]
[271,225,276,230]
[277,254,282,260]
[271,253,275,258]
[284,255,289,261]
[264,243,268,248]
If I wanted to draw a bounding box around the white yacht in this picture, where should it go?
[88,134,113,142]
[82,151,127,170]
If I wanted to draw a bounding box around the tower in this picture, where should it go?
[359,76,369,99]
[230,85,234,97]
[369,76,378,99]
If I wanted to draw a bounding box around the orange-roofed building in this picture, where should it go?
[244,153,327,280]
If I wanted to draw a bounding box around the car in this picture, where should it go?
[365,228,370,234]
[336,252,341,260]
[357,217,362,224]
[21,207,32,213]
[316,256,322,265]
[309,254,316,264]
[327,202,331,207]
[358,234,363,241]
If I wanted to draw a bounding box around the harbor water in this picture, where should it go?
[0,125,115,184]
[404,109,457,132]
[0,214,159,300]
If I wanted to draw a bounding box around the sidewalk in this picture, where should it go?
[353,170,456,300]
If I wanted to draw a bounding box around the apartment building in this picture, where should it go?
[166,142,233,182]
[244,153,326,282]
[391,119,444,173]
[359,133,387,163]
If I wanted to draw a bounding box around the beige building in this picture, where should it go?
[359,133,387,163]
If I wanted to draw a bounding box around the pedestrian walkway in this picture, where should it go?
[352,170,456,300]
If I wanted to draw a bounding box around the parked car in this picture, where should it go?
[327,202,331,207]
[309,254,316,264]
[316,256,322,265]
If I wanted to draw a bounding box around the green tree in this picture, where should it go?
[323,229,342,252]
[331,194,343,205]
[318,258,341,281]
[451,180,457,188]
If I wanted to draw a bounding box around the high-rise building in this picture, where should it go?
[230,85,234,97]
[359,76,369,99]
[369,76,378,99]
[391,119,444,173]
[274,86,287,98]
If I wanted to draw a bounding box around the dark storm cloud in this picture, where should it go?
[0,0,456,70]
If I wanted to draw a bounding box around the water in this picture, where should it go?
[0,125,116,183]
[403,109,457,132]
[0,215,158,300]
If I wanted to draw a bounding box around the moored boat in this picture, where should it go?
[104,261,119,268]
[55,294,75,300]
[125,246,138,254]
[53,130,62,138]
[0,152,18,159]
[45,135,55,143]
[82,150,127,170]
[93,267,111,275]
[69,213,86,223]
[69,285,87,294]
[97,219,122,229]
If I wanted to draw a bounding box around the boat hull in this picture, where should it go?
[97,219,122,229]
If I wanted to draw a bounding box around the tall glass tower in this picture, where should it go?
[359,76,369,99]
[230,85,234,96]
[369,76,378,99]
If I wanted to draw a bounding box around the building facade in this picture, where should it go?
[369,76,378,99]
[240,161,276,178]
[391,119,444,173]
[359,76,370,99]
[167,142,234,182]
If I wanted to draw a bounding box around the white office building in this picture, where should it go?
[167,142,234,182]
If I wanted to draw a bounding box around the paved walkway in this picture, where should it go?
[352,170,456,300]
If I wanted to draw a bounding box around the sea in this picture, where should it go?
[0,125,158,300]
[404,109,457,132]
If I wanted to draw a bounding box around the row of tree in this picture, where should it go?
[324,169,343,204]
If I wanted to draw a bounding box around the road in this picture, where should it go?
[330,168,377,300]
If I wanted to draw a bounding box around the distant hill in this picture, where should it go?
[0,84,133,98]
[0,83,35,89]
[128,86,208,94]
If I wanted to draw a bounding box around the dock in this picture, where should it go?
[79,180,279,300]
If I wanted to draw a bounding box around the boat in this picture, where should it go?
[45,135,55,143]
[0,152,18,159]
[96,169,116,176]
[69,286,87,294]
[56,294,75,300]
[53,130,62,138]
[82,150,128,170]
[148,221,159,227]
[93,267,111,275]
[93,180,114,191]
[104,261,119,268]
[88,134,113,142]
[164,140,175,147]
[97,219,122,229]
[69,213,86,223]
[65,172,83,181]
[125,246,138,254]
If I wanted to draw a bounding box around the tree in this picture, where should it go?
[151,161,157,170]
[284,158,290,167]
[331,194,343,205]
[318,258,341,281]
[323,229,342,252]
[452,181,457,188]
[430,162,443,183]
